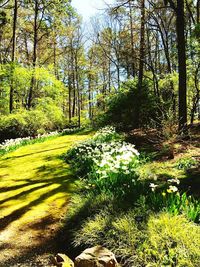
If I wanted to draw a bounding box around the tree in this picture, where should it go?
[9,0,18,113]
[164,0,188,134]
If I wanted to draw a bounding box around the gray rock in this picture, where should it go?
[74,246,118,267]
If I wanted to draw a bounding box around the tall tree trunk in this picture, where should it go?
[129,0,135,77]
[138,0,145,88]
[68,74,72,124]
[136,0,145,128]
[9,0,18,113]
[27,0,38,109]
[88,74,92,121]
[75,51,81,128]
[176,0,188,134]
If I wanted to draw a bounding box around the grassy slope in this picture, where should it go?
[0,133,90,264]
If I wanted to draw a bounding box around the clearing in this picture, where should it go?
[0,133,89,267]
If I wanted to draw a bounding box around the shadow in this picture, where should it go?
[0,158,75,231]
[0,183,33,194]
[0,183,47,205]
[180,167,200,197]
[3,145,68,160]
[0,182,70,231]
[28,215,56,231]
[0,243,13,251]
[0,135,94,265]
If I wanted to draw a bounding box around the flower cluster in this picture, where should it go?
[93,141,139,178]
[93,126,120,142]
[0,127,81,152]
[36,131,59,139]
[0,137,31,151]
[149,177,180,194]
[67,127,140,193]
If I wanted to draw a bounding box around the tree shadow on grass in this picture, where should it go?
[2,145,69,160]
[0,154,77,266]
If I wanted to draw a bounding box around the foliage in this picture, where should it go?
[0,64,65,115]
[65,126,200,266]
[176,157,198,170]
[66,126,140,194]
[0,108,65,142]
[93,126,121,142]
[147,191,200,223]
[0,127,83,156]
[142,213,200,267]
[67,190,200,267]
[98,79,161,129]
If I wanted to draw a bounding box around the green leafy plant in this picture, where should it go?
[141,213,200,267]
[176,157,197,170]
[66,127,140,195]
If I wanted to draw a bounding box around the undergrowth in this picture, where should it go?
[64,126,200,266]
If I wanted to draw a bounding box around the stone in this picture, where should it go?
[74,246,118,267]
[52,253,74,267]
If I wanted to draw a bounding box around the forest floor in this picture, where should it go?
[0,126,199,267]
[0,133,90,267]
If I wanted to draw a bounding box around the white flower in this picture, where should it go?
[167,178,180,185]
[149,183,158,192]
[167,185,178,193]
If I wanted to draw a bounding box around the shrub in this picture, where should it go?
[141,213,200,266]
[70,196,200,267]
[93,126,121,142]
[98,79,160,129]
[0,107,64,142]
[66,127,140,194]
[176,157,198,170]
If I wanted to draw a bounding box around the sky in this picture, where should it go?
[72,0,115,22]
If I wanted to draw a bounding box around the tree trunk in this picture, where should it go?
[129,0,135,77]
[176,0,188,134]
[9,0,18,113]
[27,0,38,109]
[138,0,145,88]
[136,0,145,128]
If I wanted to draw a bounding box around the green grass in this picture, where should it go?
[62,132,200,266]
[0,133,91,261]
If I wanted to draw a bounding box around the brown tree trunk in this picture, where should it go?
[136,0,145,128]
[176,0,188,134]
[9,0,18,113]
[27,0,38,109]
[129,0,135,77]
[138,0,145,88]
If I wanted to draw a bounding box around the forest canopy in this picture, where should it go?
[0,0,199,139]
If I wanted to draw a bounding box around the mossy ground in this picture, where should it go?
[0,133,90,265]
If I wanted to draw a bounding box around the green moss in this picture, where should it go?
[0,133,90,238]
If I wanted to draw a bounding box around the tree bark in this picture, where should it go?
[138,0,145,88]
[27,0,38,109]
[9,0,18,113]
[176,0,188,134]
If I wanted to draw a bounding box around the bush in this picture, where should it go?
[0,107,64,142]
[97,79,161,129]
[69,194,200,267]
[66,126,140,194]
[141,213,200,266]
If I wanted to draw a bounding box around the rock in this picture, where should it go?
[52,253,74,267]
[74,246,118,267]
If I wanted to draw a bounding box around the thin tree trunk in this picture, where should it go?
[9,0,18,113]
[27,0,38,109]
[136,0,145,128]
[129,0,135,77]
[138,0,145,88]
[176,0,188,134]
